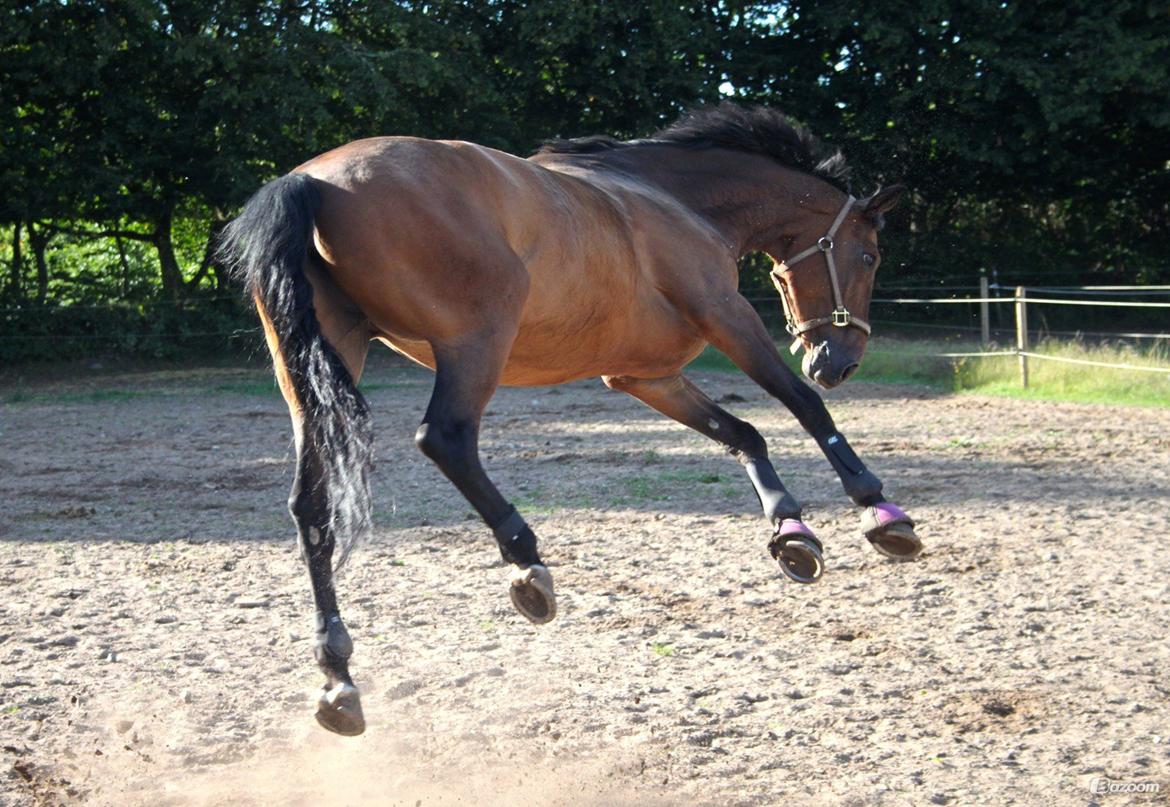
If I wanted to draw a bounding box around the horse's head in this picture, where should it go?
[767,185,905,389]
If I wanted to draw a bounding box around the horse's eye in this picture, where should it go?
[862,253,876,267]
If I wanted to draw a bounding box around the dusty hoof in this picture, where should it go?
[315,682,365,736]
[509,564,557,625]
[776,538,824,583]
[862,502,922,560]
[769,519,824,584]
[868,521,923,559]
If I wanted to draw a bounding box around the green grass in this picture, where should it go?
[685,347,741,373]
[851,343,959,387]
[949,340,1170,407]
[511,488,594,515]
[867,338,1170,407]
[687,338,1170,408]
[617,468,730,504]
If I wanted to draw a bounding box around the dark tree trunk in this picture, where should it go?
[115,233,131,297]
[187,215,229,291]
[27,220,50,304]
[209,211,231,289]
[211,259,230,290]
[9,221,22,299]
[152,211,183,300]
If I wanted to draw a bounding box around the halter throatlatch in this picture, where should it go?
[770,196,872,355]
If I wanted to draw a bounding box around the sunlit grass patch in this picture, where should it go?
[617,467,731,504]
[951,338,1170,407]
[687,338,1170,407]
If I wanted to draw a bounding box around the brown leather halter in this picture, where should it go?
[770,196,872,354]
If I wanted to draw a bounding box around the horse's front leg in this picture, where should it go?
[604,373,824,582]
[696,295,922,561]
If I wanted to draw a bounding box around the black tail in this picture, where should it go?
[218,173,373,569]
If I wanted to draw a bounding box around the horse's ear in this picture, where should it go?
[862,184,906,220]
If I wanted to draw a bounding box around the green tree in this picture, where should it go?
[727,1,1170,283]
[4,0,1167,355]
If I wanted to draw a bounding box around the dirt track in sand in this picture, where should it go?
[1,354,1168,806]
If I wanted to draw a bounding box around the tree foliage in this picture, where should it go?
[1,0,1167,357]
[727,1,1170,281]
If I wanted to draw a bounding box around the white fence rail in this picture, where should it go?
[873,281,1170,386]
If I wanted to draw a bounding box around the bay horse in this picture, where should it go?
[219,102,921,737]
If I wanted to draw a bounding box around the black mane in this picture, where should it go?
[537,102,850,191]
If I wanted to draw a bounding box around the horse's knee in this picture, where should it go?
[729,423,768,460]
[785,382,834,435]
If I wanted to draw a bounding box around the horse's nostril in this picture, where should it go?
[841,362,860,381]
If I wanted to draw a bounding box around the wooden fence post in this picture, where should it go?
[979,272,991,347]
[1015,285,1029,388]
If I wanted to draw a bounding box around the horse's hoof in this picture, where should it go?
[315,682,365,736]
[769,520,824,584]
[862,502,922,559]
[509,563,557,624]
[868,521,923,559]
[776,538,824,583]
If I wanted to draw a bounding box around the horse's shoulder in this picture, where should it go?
[553,173,735,282]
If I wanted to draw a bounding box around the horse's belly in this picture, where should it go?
[371,332,626,387]
[501,309,706,386]
[373,312,703,387]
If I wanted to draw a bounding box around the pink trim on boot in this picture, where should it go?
[777,518,816,540]
[870,501,911,527]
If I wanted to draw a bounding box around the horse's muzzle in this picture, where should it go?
[802,340,860,389]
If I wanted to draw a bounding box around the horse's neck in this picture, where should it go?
[618,148,842,258]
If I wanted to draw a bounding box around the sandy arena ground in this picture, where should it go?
[1,353,1167,806]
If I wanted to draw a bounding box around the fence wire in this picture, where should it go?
[1016,351,1170,375]
[862,284,1169,378]
[3,284,1167,378]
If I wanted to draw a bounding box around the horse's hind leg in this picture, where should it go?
[261,307,372,736]
[289,423,368,736]
[603,373,824,582]
[415,332,556,624]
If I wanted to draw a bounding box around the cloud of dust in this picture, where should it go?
[64,709,675,807]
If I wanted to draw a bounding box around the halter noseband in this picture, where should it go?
[770,196,872,355]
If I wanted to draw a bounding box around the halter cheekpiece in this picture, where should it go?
[770,195,872,355]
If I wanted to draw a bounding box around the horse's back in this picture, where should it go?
[300,135,643,273]
[296,137,716,384]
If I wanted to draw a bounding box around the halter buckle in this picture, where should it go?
[832,308,852,327]
[817,236,834,252]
